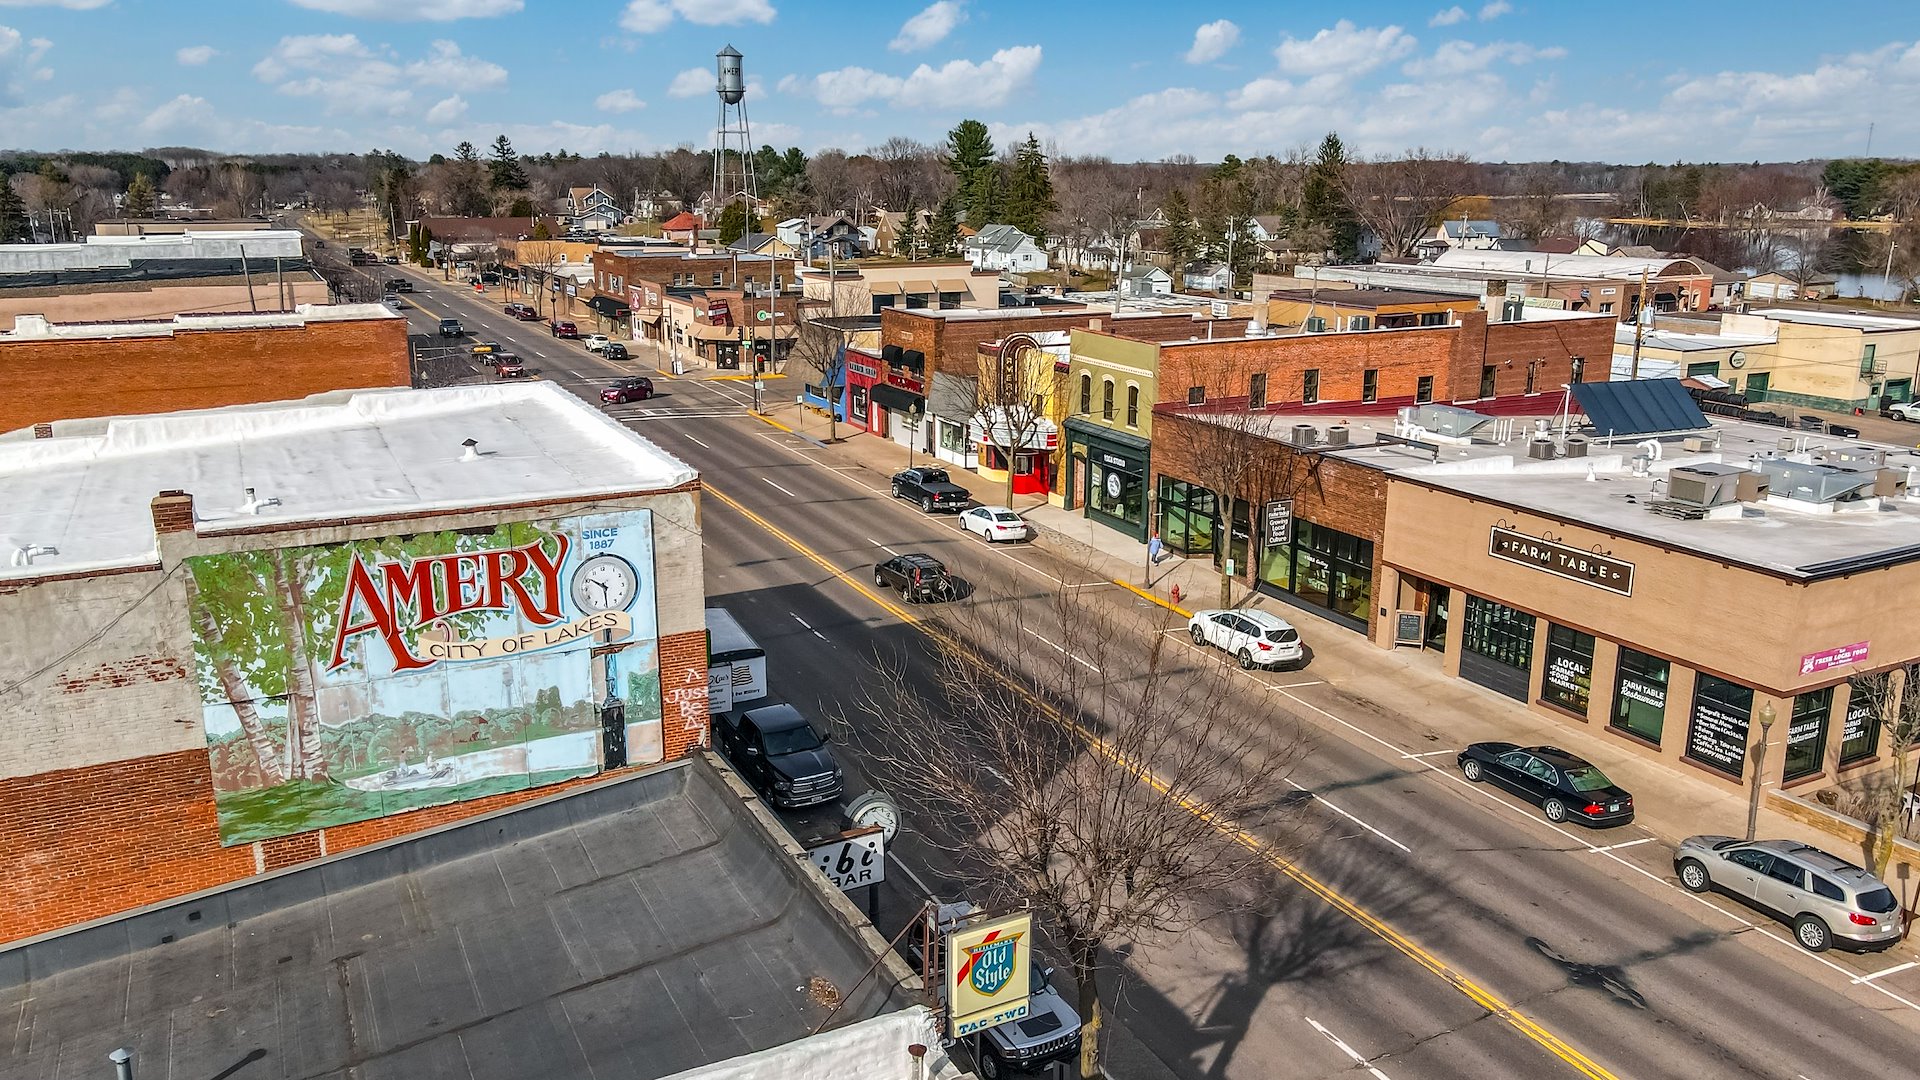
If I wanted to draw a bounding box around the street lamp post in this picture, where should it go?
[907,404,922,468]
[1746,699,1778,841]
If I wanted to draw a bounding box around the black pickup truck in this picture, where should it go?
[890,467,972,513]
[714,703,843,809]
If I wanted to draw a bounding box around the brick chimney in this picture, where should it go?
[150,490,196,535]
[32,423,53,439]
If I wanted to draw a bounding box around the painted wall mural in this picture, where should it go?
[185,510,661,845]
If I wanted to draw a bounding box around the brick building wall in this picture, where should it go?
[1156,310,1613,412]
[594,251,794,298]
[0,277,331,326]
[881,308,1218,378]
[0,314,409,433]
[0,489,707,945]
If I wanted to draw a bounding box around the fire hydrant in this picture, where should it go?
[1169,583,1183,605]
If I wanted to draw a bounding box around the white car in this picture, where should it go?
[382,293,403,309]
[961,505,1029,542]
[1886,402,1920,421]
[1187,608,1304,670]
[583,334,611,353]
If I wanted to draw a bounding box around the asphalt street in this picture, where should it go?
[381,264,1920,1080]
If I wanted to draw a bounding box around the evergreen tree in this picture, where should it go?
[123,172,158,218]
[1298,132,1359,259]
[897,197,922,259]
[1162,187,1198,270]
[488,134,529,193]
[531,219,552,241]
[0,176,26,243]
[449,141,490,217]
[1003,133,1057,243]
[945,119,999,226]
[926,196,960,257]
[716,199,750,244]
[1195,180,1230,262]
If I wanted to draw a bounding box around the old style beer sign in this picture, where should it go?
[1488,527,1635,596]
[946,912,1034,1036]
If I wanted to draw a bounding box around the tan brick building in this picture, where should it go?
[0,383,707,943]
[0,305,409,433]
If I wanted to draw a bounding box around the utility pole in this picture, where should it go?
[239,244,258,313]
[1883,240,1899,306]
[1628,267,1651,381]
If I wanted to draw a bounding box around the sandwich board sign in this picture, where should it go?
[946,912,1034,1036]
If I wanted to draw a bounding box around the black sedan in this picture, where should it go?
[1457,742,1634,826]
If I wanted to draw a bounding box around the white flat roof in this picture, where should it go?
[2,303,400,342]
[0,383,697,582]
[1746,308,1920,332]
[1611,324,1774,352]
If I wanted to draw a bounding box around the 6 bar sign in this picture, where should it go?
[806,826,886,891]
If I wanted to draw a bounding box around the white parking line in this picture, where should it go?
[866,537,902,556]
[1852,961,1918,984]
[1021,627,1100,673]
[1305,1018,1392,1080]
[1267,680,1324,690]
[683,434,711,449]
[1284,778,1411,853]
[1587,837,1655,854]
[568,369,585,379]
[1400,750,1453,760]
[792,613,828,641]
[763,477,799,497]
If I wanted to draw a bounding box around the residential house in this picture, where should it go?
[725,232,793,257]
[1182,261,1234,293]
[660,212,704,245]
[963,224,1050,274]
[1120,265,1174,298]
[1745,271,1839,302]
[1413,218,1504,260]
[869,207,932,257]
[632,190,682,223]
[563,185,624,232]
[775,215,862,261]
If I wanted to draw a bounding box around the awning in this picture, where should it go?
[586,294,630,317]
[870,384,924,413]
[689,322,740,340]
[633,311,663,324]
[868,281,902,295]
[901,279,937,295]
[934,279,970,293]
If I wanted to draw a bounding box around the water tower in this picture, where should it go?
[710,44,757,222]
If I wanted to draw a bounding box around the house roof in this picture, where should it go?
[661,212,703,231]
[1529,237,1581,254]
[1431,248,1707,279]
[966,224,1037,253]
[1267,287,1471,309]
[1122,265,1171,281]
[1442,219,1502,238]
[0,382,695,582]
[727,232,776,252]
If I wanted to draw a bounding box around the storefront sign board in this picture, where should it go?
[1800,641,1869,675]
[1264,499,1294,547]
[1686,698,1749,776]
[1488,527,1634,596]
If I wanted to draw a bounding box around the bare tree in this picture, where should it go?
[1845,668,1920,873]
[805,149,854,214]
[854,572,1307,1080]
[515,240,568,318]
[1499,165,1571,242]
[788,282,870,443]
[1171,407,1302,609]
[972,332,1056,507]
[1340,149,1475,258]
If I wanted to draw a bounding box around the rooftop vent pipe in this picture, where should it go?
[461,438,481,462]
[10,544,57,567]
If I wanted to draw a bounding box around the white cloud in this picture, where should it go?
[0,0,109,9]
[667,65,710,97]
[1226,76,1291,111]
[1403,40,1565,78]
[0,25,54,105]
[403,39,506,89]
[423,94,467,124]
[175,44,217,66]
[1429,6,1467,25]
[285,0,523,19]
[619,0,774,34]
[794,45,1041,111]
[1275,21,1414,77]
[1184,19,1238,64]
[1479,1,1512,20]
[595,87,646,112]
[891,1,965,52]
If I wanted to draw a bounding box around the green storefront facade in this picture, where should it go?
[1064,417,1151,542]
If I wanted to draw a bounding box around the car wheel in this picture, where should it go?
[874,572,886,587]
[891,485,902,499]
[921,496,934,513]
[1676,858,1711,893]
[1190,626,1208,645]
[900,586,914,603]
[1542,798,1569,823]
[1794,914,1833,952]
[1461,758,1483,782]
[1237,648,1255,670]
[976,1044,1005,1080]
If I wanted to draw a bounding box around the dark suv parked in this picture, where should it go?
[874,552,958,603]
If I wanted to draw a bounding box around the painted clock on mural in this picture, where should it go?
[571,553,639,613]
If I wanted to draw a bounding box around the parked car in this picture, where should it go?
[906,900,1083,1080]
[961,505,1029,543]
[504,302,538,320]
[479,272,501,285]
[890,467,972,513]
[470,340,500,356]
[582,334,611,353]
[550,320,579,338]
[1884,401,1920,422]
[1673,837,1901,952]
[874,553,958,603]
[382,254,400,264]
[604,341,630,361]
[1457,742,1634,826]
[601,377,655,404]
[495,355,525,378]
[382,278,407,292]
[1188,608,1304,670]
[438,318,464,338]
[714,702,843,809]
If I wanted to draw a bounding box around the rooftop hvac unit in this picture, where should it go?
[1666,463,1745,507]
[1875,468,1908,498]
[1528,439,1555,460]
[1291,424,1319,447]
[1736,471,1771,502]
[1564,435,1589,458]
[1305,316,1327,332]
[1682,435,1718,453]
[1755,458,1879,503]
[1326,426,1350,448]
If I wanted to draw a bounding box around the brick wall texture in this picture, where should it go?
[881,309,1225,379]
[593,251,794,295]
[0,625,709,945]
[0,316,409,433]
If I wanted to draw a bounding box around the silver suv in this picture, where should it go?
[1673,836,1903,952]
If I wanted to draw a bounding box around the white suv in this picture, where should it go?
[583,334,611,353]
[1188,608,1304,670]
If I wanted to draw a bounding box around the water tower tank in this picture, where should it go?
[716,45,745,104]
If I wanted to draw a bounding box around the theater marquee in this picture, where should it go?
[1488,527,1635,596]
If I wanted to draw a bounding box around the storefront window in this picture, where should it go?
[1783,687,1832,781]
[1087,458,1143,529]
[1611,647,1669,743]
[1541,624,1595,716]
[1839,674,1885,763]
[1158,478,1216,555]
[1686,673,1753,778]
[1462,595,1534,668]
[938,420,968,455]
[1258,520,1373,627]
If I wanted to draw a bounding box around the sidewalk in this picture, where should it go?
[736,393,1915,941]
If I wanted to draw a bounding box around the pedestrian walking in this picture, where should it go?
[1148,531,1165,565]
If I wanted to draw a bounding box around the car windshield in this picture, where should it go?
[993,512,1021,523]
[1266,628,1299,643]
[920,469,949,483]
[1562,766,1614,792]
[762,724,823,756]
[1857,886,1898,913]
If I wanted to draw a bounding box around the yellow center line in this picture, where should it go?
[704,482,1619,1080]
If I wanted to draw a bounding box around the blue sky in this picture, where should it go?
[1,1,1916,162]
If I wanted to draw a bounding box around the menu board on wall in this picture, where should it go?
[1686,696,1750,777]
